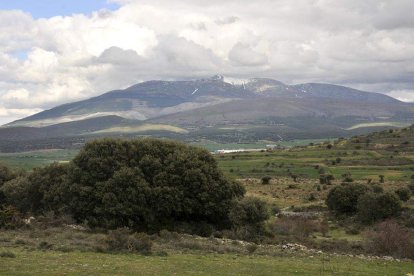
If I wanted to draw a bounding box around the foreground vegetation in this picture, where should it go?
[1,127,414,274]
[1,248,412,275]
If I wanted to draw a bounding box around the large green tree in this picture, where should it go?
[67,138,245,230]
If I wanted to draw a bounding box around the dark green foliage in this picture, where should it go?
[326,183,369,214]
[342,172,354,183]
[0,251,16,258]
[372,184,384,194]
[357,192,402,224]
[261,176,272,185]
[67,138,245,230]
[0,163,18,205]
[0,163,16,186]
[395,187,411,202]
[379,175,385,183]
[319,174,334,185]
[307,193,317,202]
[229,197,269,227]
[408,183,414,193]
[0,163,69,214]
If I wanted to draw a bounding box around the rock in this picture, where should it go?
[23,216,35,225]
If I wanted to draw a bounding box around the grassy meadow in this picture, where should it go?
[1,248,413,275]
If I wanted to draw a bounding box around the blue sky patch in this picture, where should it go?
[0,0,119,19]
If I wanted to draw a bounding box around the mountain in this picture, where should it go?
[1,76,413,152]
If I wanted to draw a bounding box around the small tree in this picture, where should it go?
[326,183,368,215]
[357,192,402,224]
[229,196,270,227]
[342,172,353,183]
[379,175,385,183]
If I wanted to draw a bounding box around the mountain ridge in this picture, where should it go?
[1,75,413,151]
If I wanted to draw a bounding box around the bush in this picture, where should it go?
[105,228,131,251]
[307,193,317,201]
[0,251,16,258]
[104,228,152,253]
[270,217,319,239]
[408,183,414,193]
[0,205,22,229]
[326,183,369,215]
[395,187,411,202]
[342,173,353,183]
[38,241,53,250]
[364,220,414,259]
[357,192,402,224]
[126,233,152,254]
[229,197,269,227]
[66,138,245,230]
[246,243,258,254]
[371,184,383,194]
[261,176,272,185]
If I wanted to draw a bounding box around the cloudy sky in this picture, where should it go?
[1,0,414,124]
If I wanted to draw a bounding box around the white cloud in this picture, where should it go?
[387,90,414,103]
[0,0,414,124]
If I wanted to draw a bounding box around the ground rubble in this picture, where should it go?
[188,234,409,263]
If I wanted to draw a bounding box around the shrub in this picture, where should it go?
[261,176,272,185]
[342,173,353,183]
[395,187,411,202]
[364,220,414,259]
[127,233,152,254]
[229,197,269,227]
[307,193,317,202]
[105,228,131,251]
[408,183,414,193]
[326,183,369,215]
[357,192,402,224]
[371,184,383,194]
[0,205,22,229]
[326,174,334,184]
[0,251,16,258]
[246,243,258,254]
[66,138,245,230]
[38,241,53,250]
[270,217,319,239]
[104,228,153,253]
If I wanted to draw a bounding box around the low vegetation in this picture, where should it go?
[1,128,414,274]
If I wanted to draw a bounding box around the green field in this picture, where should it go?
[1,248,413,275]
[217,148,414,181]
[0,149,78,170]
[1,146,413,182]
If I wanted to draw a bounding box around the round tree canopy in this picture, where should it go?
[67,138,245,230]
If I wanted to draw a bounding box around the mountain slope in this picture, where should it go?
[1,76,414,151]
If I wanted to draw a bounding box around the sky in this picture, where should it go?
[0,0,414,124]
